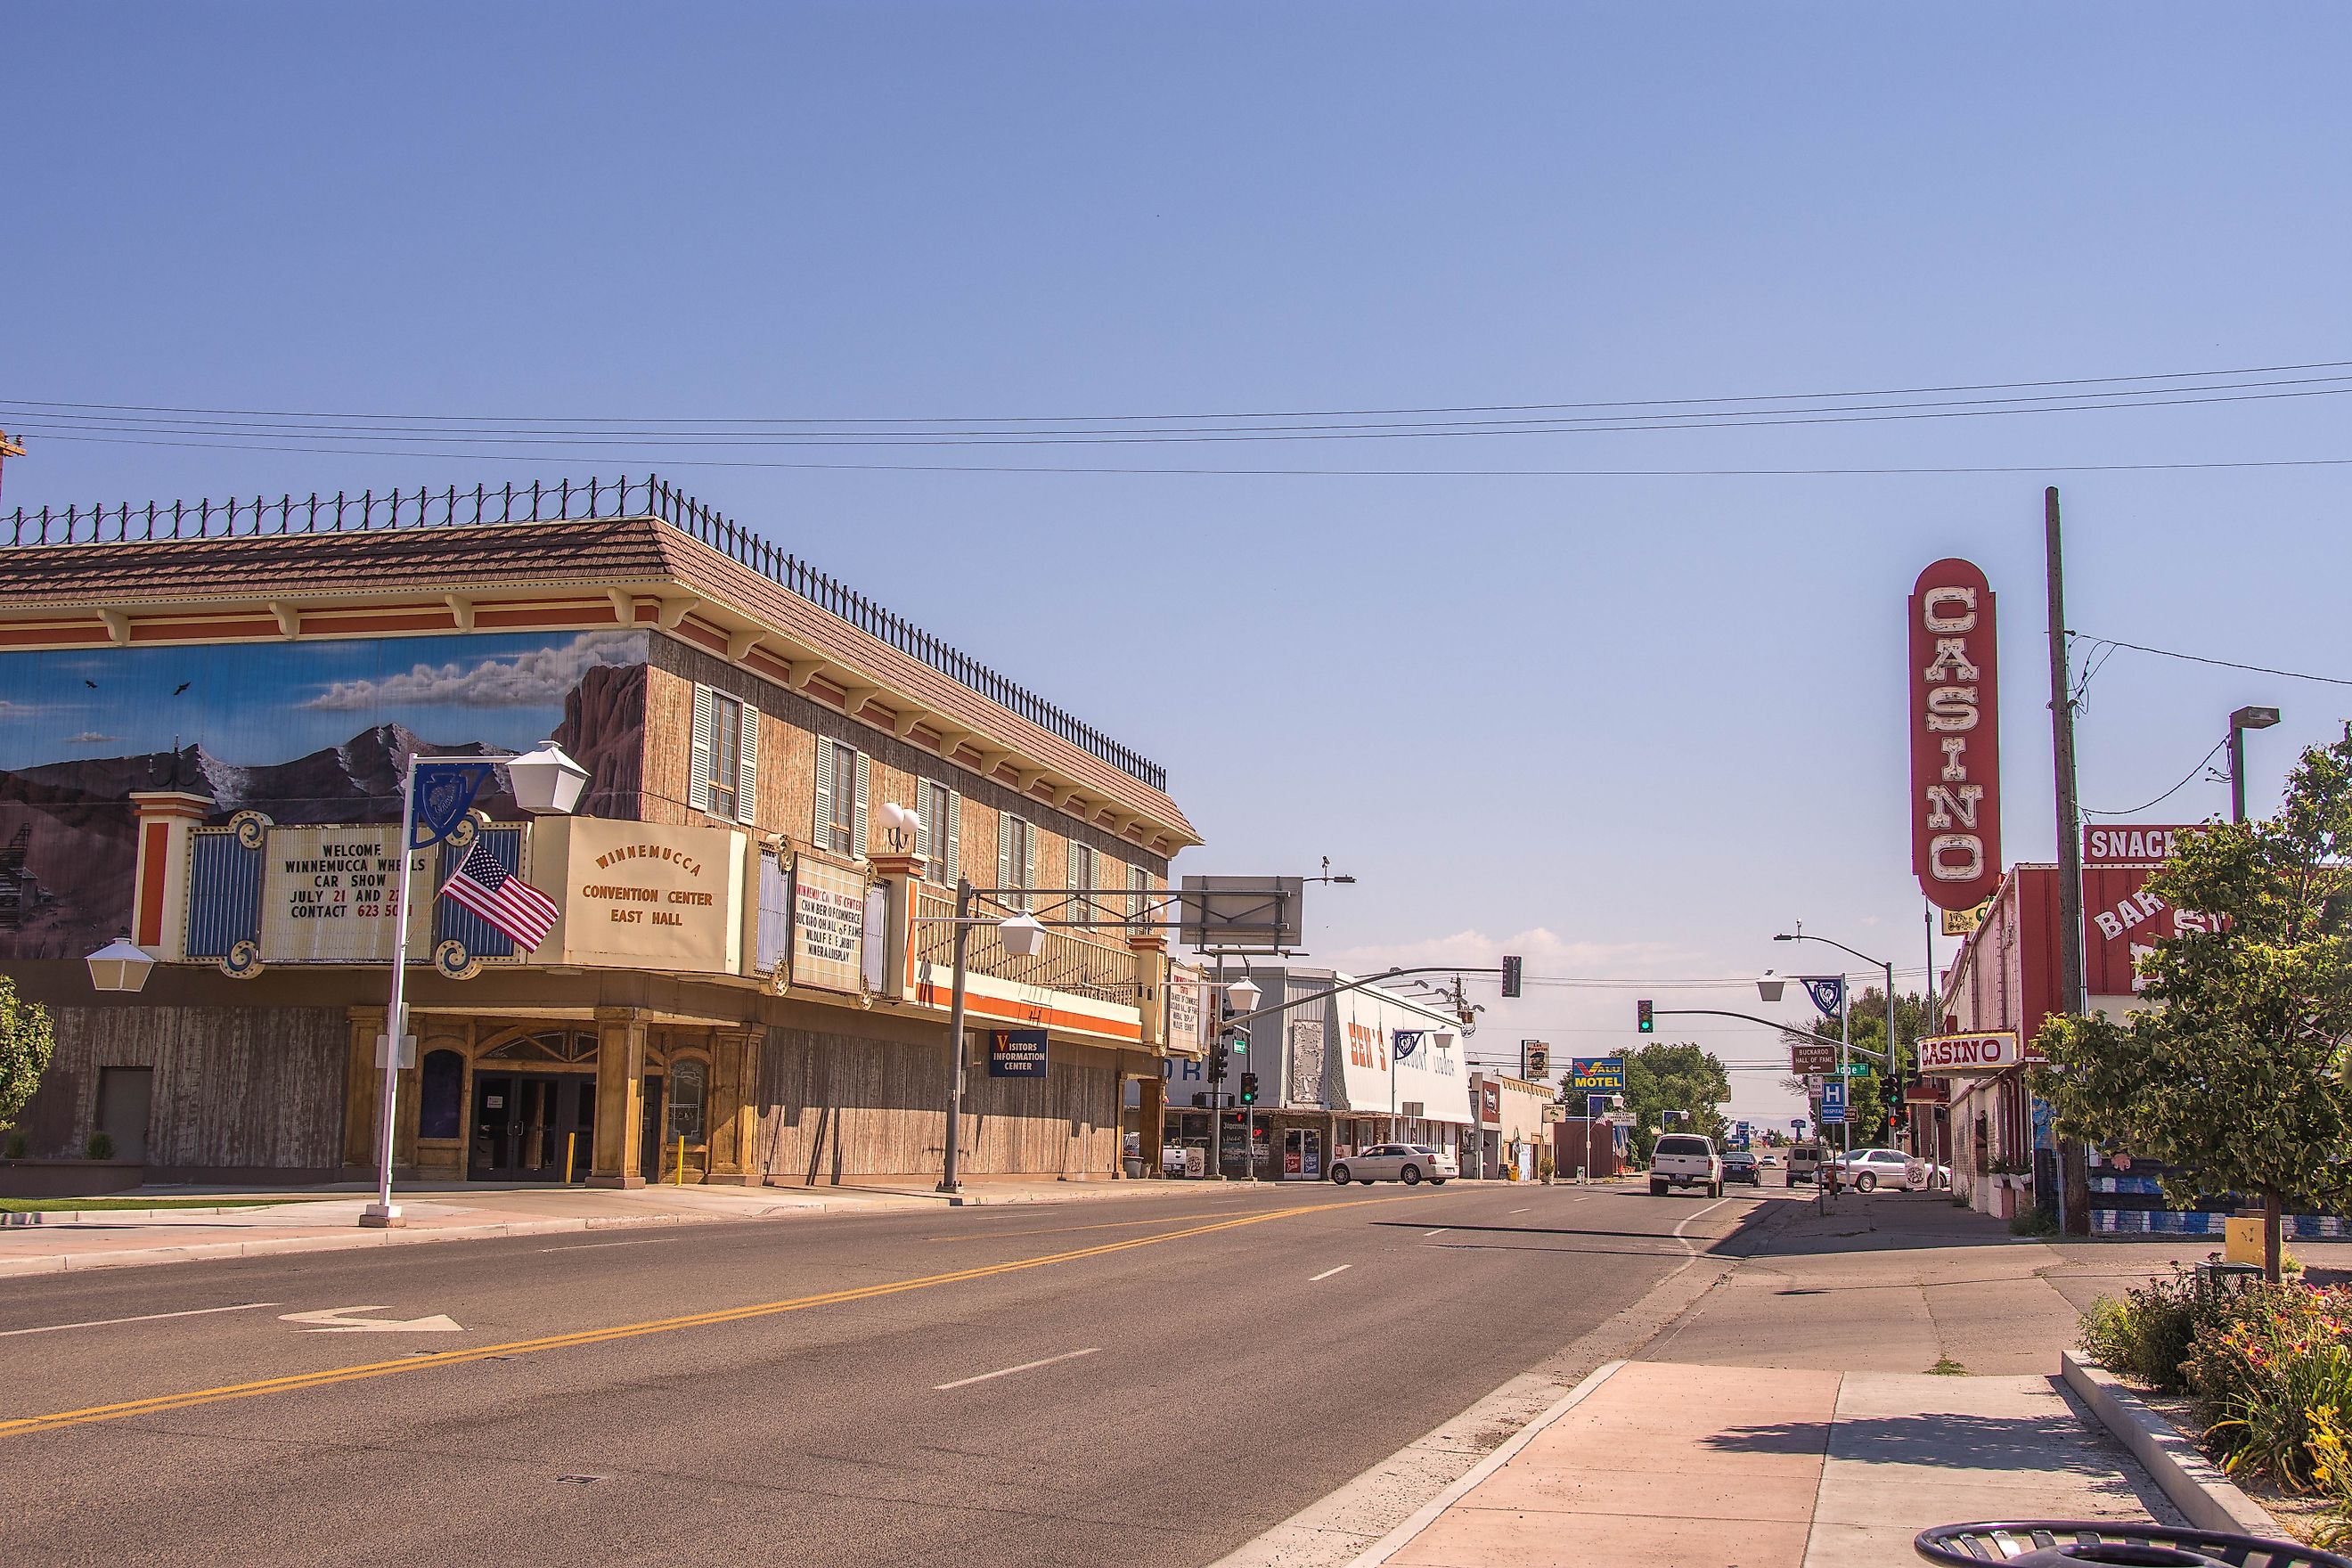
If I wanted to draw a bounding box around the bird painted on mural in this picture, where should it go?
[173,682,190,695]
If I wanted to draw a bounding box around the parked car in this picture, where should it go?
[1648,1132,1723,1197]
[1722,1149,1762,1186]
[1330,1143,1458,1186]
[1785,1142,1825,1187]
[1832,1147,1951,1192]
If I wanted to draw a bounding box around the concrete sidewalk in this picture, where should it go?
[1345,1189,2298,1568]
[1366,1359,2165,1568]
[0,1172,1236,1277]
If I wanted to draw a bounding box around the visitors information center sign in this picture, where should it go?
[1908,559,2003,911]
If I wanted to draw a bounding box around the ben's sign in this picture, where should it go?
[1909,559,2003,911]
[1915,1031,2022,1074]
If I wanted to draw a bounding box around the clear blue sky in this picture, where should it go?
[6,4,2349,1121]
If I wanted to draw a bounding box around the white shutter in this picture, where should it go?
[736,704,759,827]
[852,750,870,861]
[1023,816,1036,908]
[813,738,836,853]
[997,809,1013,894]
[945,789,960,884]
[689,683,714,814]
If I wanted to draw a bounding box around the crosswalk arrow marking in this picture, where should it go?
[279,1306,465,1334]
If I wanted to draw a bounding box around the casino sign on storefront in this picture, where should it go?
[1915,1031,2034,1075]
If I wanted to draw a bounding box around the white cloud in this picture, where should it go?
[65,731,119,745]
[0,700,36,715]
[301,632,642,712]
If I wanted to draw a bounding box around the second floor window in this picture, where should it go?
[1128,862,1148,926]
[916,780,960,884]
[997,810,1035,911]
[1067,842,1098,927]
[690,683,757,825]
[814,737,868,859]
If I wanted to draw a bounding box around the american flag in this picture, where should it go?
[439,840,559,951]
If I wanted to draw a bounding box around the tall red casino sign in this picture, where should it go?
[1909,559,2002,910]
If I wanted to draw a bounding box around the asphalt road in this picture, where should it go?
[0,1177,1776,1567]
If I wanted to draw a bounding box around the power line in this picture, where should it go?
[8,380,2351,448]
[7,354,2348,424]
[2080,737,2229,819]
[14,429,2352,480]
[2070,632,2352,690]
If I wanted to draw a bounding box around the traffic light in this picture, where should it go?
[1239,1072,1259,1106]
[1501,954,1523,999]
[1637,999,1654,1033]
[1207,1041,1229,1082]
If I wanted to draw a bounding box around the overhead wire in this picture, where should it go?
[2080,736,2230,819]
[2069,632,2352,690]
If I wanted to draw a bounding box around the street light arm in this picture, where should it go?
[1218,966,1502,1034]
[1654,1007,1891,1064]
[1779,931,1891,972]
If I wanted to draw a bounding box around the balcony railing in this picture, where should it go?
[2,474,1168,792]
[911,882,1144,1008]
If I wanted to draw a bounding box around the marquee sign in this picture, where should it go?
[1909,559,2003,911]
[1915,1030,2022,1074]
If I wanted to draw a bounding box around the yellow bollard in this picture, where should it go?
[565,1132,576,1185]
[674,1134,685,1186]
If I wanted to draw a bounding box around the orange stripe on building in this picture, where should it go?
[135,821,170,948]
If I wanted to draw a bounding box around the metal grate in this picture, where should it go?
[2,475,1168,793]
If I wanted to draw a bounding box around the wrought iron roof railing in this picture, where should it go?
[1,474,1168,792]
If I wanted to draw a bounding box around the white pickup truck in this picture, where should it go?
[1648,1132,1724,1198]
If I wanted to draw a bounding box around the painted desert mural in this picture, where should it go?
[0,630,649,959]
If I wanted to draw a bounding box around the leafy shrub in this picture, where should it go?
[84,1131,114,1161]
[2078,1270,2203,1392]
[4,1131,26,1160]
[2185,1284,2352,1413]
[2207,1338,2352,1490]
[2010,1206,2060,1237]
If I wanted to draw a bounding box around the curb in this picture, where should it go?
[1342,1360,1628,1568]
[2,1203,334,1227]
[2061,1352,2283,1537]
[0,1208,759,1276]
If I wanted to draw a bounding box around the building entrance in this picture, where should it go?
[470,1073,595,1182]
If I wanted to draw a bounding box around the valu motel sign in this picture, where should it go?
[1909,559,2003,911]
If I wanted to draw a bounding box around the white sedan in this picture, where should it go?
[1330,1143,1458,1186]
[1833,1147,1950,1192]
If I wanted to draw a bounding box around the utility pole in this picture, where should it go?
[1208,950,1225,1180]
[2045,486,2092,1236]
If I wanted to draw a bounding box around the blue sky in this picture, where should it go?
[5,4,2348,1119]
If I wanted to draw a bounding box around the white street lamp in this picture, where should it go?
[876,800,919,850]
[86,933,155,993]
[504,741,590,814]
[1756,971,1787,1003]
[997,913,1048,959]
[1225,976,1262,1015]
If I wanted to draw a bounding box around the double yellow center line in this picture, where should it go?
[1,1190,1423,1439]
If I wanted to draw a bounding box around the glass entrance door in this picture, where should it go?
[470,1072,594,1181]
[1282,1128,1323,1180]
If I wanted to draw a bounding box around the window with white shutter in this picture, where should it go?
[813,738,861,857]
[708,691,742,820]
[916,780,960,885]
[734,705,758,827]
[689,683,715,813]
[1067,842,1096,928]
[998,810,1034,911]
[1127,862,1147,925]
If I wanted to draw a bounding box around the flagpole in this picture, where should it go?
[361,755,420,1229]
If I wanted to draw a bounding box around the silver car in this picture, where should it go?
[1330,1142,1458,1186]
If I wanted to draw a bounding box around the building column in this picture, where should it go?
[342,1006,386,1175]
[590,1005,649,1188]
[705,1025,763,1185]
[1135,1069,1164,1177]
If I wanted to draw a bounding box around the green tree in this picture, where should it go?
[0,974,55,1132]
[1621,1041,1732,1164]
[1782,988,1933,1143]
[2034,728,2352,1282]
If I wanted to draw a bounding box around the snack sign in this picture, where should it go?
[1909,559,2003,911]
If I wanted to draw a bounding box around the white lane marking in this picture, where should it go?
[1309,1264,1352,1282]
[1675,1197,1734,1240]
[1507,1207,1531,1214]
[279,1306,465,1334]
[0,1302,281,1339]
[538,1238,666,1252]
[1422,1228,1450,1237]
[934,1346,1100,1391]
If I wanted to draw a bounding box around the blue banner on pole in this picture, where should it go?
[1801,976,1845,1019]
[410,761,498,849]
[1392,1029,1423,1060]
